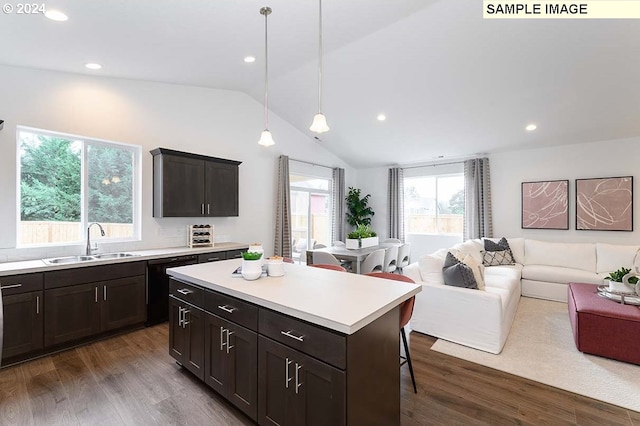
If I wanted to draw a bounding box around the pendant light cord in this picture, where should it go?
[261,7,271,130]
[317,0,323,113]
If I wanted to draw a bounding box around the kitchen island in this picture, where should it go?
[167,259,421,426]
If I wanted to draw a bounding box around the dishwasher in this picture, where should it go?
[147,255,197,326]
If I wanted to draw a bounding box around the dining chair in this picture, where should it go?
[309,264,347,272]
[312,251,342,267]
[396,243,411,273]
[383,238,402,243]
[383,245,399,273]
[364,272,417,393]
[360,249,385,274]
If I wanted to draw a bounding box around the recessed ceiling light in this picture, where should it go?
[244,56,256,63]
[525,123,537,131]
[85,63,102,70]
[45,9,68,21]
[377,114,386,121]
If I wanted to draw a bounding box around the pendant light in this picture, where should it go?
[258,6,275,147]
[309,0,330,134]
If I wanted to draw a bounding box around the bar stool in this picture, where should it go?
[365,272,418,393]
[309,264,347,272]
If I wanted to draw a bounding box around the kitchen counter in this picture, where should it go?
[0,242,248,276]
[167,259,421,334]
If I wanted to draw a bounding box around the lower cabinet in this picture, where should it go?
[2,291,43,359]
[169,295,205,379]
[45,275,146,347]
[258,336,346,426]
[204,312,258,421]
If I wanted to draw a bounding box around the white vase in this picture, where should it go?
[242,259,263,280]
[607,279,635,294]
[248,244,265,265]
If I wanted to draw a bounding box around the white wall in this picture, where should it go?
[491,137,640,245]
[356,137,640,261]
[0,65,354,262]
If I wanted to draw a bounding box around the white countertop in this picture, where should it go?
[0,242,248,276]
[167,259,421,335]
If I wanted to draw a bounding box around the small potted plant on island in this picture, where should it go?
[241,251,263,280]
[605,267,638,293]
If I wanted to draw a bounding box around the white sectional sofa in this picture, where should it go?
[403,238,640,354]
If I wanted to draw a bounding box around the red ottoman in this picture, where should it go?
[568,282,640,365]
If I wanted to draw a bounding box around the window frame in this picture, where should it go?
[16,126,142,248]
[289,173,333,249]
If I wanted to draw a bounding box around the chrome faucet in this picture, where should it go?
[86,223,105,255]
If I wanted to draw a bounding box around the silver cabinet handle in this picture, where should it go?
[285,358,293,388]
[178,307,184,327]
[182,309,191,327]
[217,305,236,314]
[207,204,210,215]
[201,203,205,215]
[0,283,22,290]
[226,330,234,354]
[103,285,107,301]
[95,287,98,303]
[206,257,220,262]
[177,288,193,295]
[281,330,304,342]
[295,363,303,394]
[220,326,226,351]
[36,295,40,315]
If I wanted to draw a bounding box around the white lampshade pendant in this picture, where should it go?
[258,129,275,147]
[258,6,275,146]
[309,113,329,133]
[310,0,329,134]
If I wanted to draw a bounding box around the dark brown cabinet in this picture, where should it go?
[151,148,241,218]
[258,336,345,426]
[205,313,258,421]
[169,295,205,380]
[1,273,44,361]
[44,282,101,346]
[101,276,146,331]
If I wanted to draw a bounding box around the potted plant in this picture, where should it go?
[345,187,376,248]
[605,267,638,293]
[241,251,263,280]
[346,223,378,249]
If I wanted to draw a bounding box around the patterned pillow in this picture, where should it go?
[442,252,478,289]
[482,250,515,266]
[483,237,515,266]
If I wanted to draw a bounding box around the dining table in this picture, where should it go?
[306,242,401,274]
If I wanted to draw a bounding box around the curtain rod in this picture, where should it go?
[289,158,334,170]
[401,160,465,170]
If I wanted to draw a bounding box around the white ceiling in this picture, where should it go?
[2,0,640,168]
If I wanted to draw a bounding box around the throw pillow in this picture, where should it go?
[442,251,478,289]
[482,250,515,266]
[482,237,515,266]
[462,254,485,290]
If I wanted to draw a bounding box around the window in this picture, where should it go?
[17,127,141,246]
[290,172,332,258]
[404,173,464,235]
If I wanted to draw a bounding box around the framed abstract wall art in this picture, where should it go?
[521,180,569,229]
[575,176,633,231]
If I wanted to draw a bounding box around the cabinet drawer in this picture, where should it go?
[45,261,147,289]
[198,252,226,263]
[205,290,258,331]
[0,273,44,295]
[225,249,245,260]
[259,309,346,370]
[170,278,204,308]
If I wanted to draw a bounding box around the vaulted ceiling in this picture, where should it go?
[2,0,639,167]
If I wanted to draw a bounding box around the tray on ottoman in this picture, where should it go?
[568,282,640,365]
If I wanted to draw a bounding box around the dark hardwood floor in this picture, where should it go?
[0,325,638,425]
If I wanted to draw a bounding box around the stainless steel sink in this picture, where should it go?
[44,255,96,264]
[93,252,138,260]
[43,252,139,265]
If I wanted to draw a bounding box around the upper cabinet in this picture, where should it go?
[151,148,241,217]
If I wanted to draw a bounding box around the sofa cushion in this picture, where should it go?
[463,254,485,290]
[442,252,478,289]
[522,264,603,285]
[596,243,640,273]
[525,239,596,272]
[482,250,515,266]
[418,253,446,285]
[485,237,525,265]
[451,239,483,264]
[484,264,523,281]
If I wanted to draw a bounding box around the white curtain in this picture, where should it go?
[463,157,493,240]
[331,168,346,243]
[274,155,292,258]
[388,167,405,242]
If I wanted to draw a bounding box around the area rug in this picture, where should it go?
[430,297,640,412]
